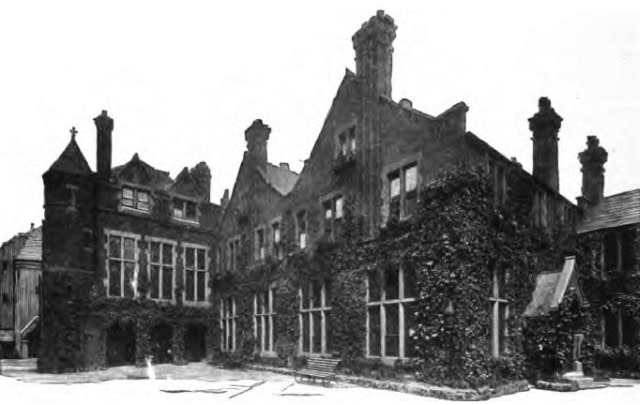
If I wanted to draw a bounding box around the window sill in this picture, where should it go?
[171,217,199,226]
[183,300,211,308]
[119,206,151,216]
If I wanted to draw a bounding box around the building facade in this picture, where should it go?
[36,10,640,385]
[39,117,221,372]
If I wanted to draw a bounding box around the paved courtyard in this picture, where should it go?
[1,363,640,404]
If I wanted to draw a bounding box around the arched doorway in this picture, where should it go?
[106,321,136,366]
[184,323,207,362]
[149,322,173,364]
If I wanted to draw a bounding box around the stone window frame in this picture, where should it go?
[120,183,152,214]
[146,235,177,303]
[490,266,509,358]
[299,280,331,355]
[365,264,416,363]
[254,286,277,356]
[182,242,210,307]
[321,192,345,240]
[171,196,200,225]
[226,237,241,272]
[104,229,141,299]
[220,296,237,352]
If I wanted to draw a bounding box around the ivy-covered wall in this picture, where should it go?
[213,163,584,388]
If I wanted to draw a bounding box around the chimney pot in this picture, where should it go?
[279,162,290,170]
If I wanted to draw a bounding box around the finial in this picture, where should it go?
[70,126,78,140]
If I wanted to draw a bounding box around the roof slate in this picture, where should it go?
[523,256,582,317]
[48,137,92,175]
[261,163,299,196]
[578,189,640,233]
[15,227,42,262]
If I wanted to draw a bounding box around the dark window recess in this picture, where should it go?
[368,270,381,302]
[368,306,381,356]
[186,270,195,301]
[161,267,172,299]
[622,314,638,347]
[384,266,399,300]
[604,232,619,271]
[621,230,636,272]
[604,311,619,347]
[150,265,160,299]
[1,260,8,271]
[384,304,399,357]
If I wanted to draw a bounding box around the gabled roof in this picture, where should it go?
[15,227,41,262]
[578,189,640,233]
[169,167,206,198]
[524,256,584,317]
[48,137,92,175]
[112,153,174,190]
[260,163,299,196]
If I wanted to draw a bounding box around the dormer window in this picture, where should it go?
[122,187,150,212]
[173,199,197,221]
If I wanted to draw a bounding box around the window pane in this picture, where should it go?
[150,242,160,264]
[368,306,381,356]
[312,281,322,308]
[109,260,121,297]
[123,238,135,260]
[123,261,135,298]
[385,267,399,300]
[622,314,638,347]
[368,270,380,302]
[109,236,121,258]
[273,224,281,243]
[162,266,172,299]
[404,302,418,358]
[196,271,206,301]
[324,201,333,219]
[325,312,332,353]
[604,311,619,347]
[390,176,401,198]
[162,244,173,265]
[498,303,508,354]
[405,191,417,216]
[405,165,417,192]
[335,197,344,218]
[302,314,310,352]
[265,315,271,351]
[137,191,148,202]
[173,207,184,218]
[150,265,160,299]
[197,249,206,270]
[186,202,197,219]
[312,311,322,353]
[185,269,195,301]
[123,188,134,199]
[301,286,309,309]
[385,304,399,357]
[404,265,416,299]
[186,247,195,268]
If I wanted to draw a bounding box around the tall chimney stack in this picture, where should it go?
[352,10,397,98]
[529,97,562,192]
[94,110,114,180]
[578,135,608,206]
[245,119,271,168]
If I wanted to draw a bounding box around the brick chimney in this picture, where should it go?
[352,10,397,98]
[190,162,212,202]
[94,110,114,180]
[245,119,271,168]
[529,97,562,192]
[578,135,608,206]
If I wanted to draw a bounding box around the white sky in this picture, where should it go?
[0,0,639,243]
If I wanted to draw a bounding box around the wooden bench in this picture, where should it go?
[295,357,341,386]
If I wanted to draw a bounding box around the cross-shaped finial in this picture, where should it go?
[70,126,78,140]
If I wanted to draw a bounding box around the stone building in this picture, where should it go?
[39,117,221,372]
[36,10,639,384]
[0,224,41,359]
[212,11,582,386]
